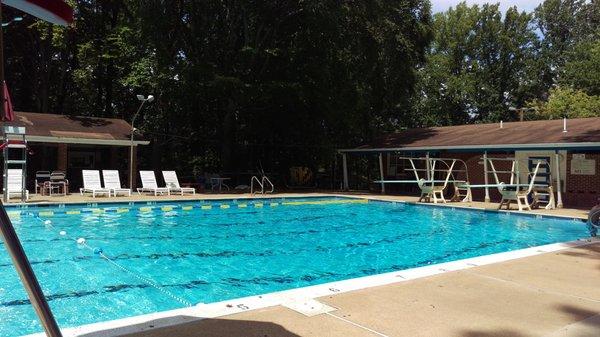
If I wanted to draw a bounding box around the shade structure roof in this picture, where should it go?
[3,0,73,26]
[340,117,600,153]
[1,111,148,146]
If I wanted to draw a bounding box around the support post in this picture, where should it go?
[555,151,563,208]
[56,144,67,172]
[425,152,431,181]
[21,141,26,203]
[2,146,7,203]
[342,153,349,191]
[129,145,137,189]
[483,151,490,203]
[378,153,385,194]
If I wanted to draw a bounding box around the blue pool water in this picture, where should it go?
[0,197,587,336]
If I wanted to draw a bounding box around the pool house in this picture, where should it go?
[0,111,148,191]
[339,117,600,208]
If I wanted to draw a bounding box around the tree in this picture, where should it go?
[561,40,600,96]
[533,0,598,89]
[529,87,600,119]
[4,0,433,177]
[413,2,538,125]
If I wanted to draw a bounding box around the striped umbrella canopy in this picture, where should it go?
[3,0,73,26]
[2,80,13,121]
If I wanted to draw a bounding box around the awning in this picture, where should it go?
[3,0,73,26]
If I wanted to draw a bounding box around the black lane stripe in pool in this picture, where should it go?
[0,259,61,268]
[0,225,447,270]
[1,238,516,308]
[0,284,150,307]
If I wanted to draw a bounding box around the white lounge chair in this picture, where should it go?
[137,171,169,196]
[80,170,111,198]
[6,169,29,200]
[102,170,131,197]
[162,171,195,195]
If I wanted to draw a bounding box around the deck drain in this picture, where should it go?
[282,298,336,317]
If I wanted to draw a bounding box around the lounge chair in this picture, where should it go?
[80,170,111,198]
[102,170,131,197]
[6,169,29,200]
[162,171,195,195]
[137,171,169,196]
[34,171,50,194]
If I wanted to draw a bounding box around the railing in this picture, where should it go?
[250,175,274,195]
[262,176,274,194]
[250,176,262,195]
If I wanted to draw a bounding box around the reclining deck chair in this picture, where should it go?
[80,170,111,198]
[137,171,169,196]
[162,171,195,195]
[102,170,131,197]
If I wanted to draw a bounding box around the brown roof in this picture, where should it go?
[1,112,147,146]
[343,117,600,152]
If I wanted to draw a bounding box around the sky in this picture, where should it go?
[431,0,544,13]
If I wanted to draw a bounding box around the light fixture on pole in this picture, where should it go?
[129,94,154,189]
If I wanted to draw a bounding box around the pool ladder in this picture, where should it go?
[251,175,274,195]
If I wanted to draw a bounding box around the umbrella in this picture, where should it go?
[2,80,13,121]
[3,0,73,26]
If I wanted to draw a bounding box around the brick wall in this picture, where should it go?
[565,153,600,208]
[447,152,513,202]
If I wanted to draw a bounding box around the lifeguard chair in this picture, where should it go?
[1,126,27,203]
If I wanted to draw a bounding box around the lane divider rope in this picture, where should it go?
[33,215,193,308]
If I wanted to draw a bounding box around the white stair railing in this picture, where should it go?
[250,175,274,195]
[262,176,274,194]
[250,176,263,195]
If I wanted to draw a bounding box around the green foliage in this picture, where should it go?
[561,40,600,96]
[413,2,539,124]
[3,0,600,177]
[4,0,432,175]
[529,87,600,119]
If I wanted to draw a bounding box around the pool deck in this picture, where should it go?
[4,192,591,219]
[117,242,600,337]
[10,192,599,337]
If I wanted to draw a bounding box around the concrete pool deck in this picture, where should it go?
[7,192,598,336]
[112,242,600,337]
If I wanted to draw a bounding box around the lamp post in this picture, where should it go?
[129,94,154,188]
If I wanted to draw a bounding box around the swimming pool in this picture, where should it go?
[0,197,588,336]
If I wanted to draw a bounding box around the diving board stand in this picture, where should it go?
[374,157,471,204]
[468,157,556,211]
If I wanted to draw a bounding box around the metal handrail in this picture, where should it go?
[250,175,263,195]
[251,175,274,195]
[262,176,274,194]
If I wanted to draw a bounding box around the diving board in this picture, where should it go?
[375,157,471,204]
[481,157,556,211]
